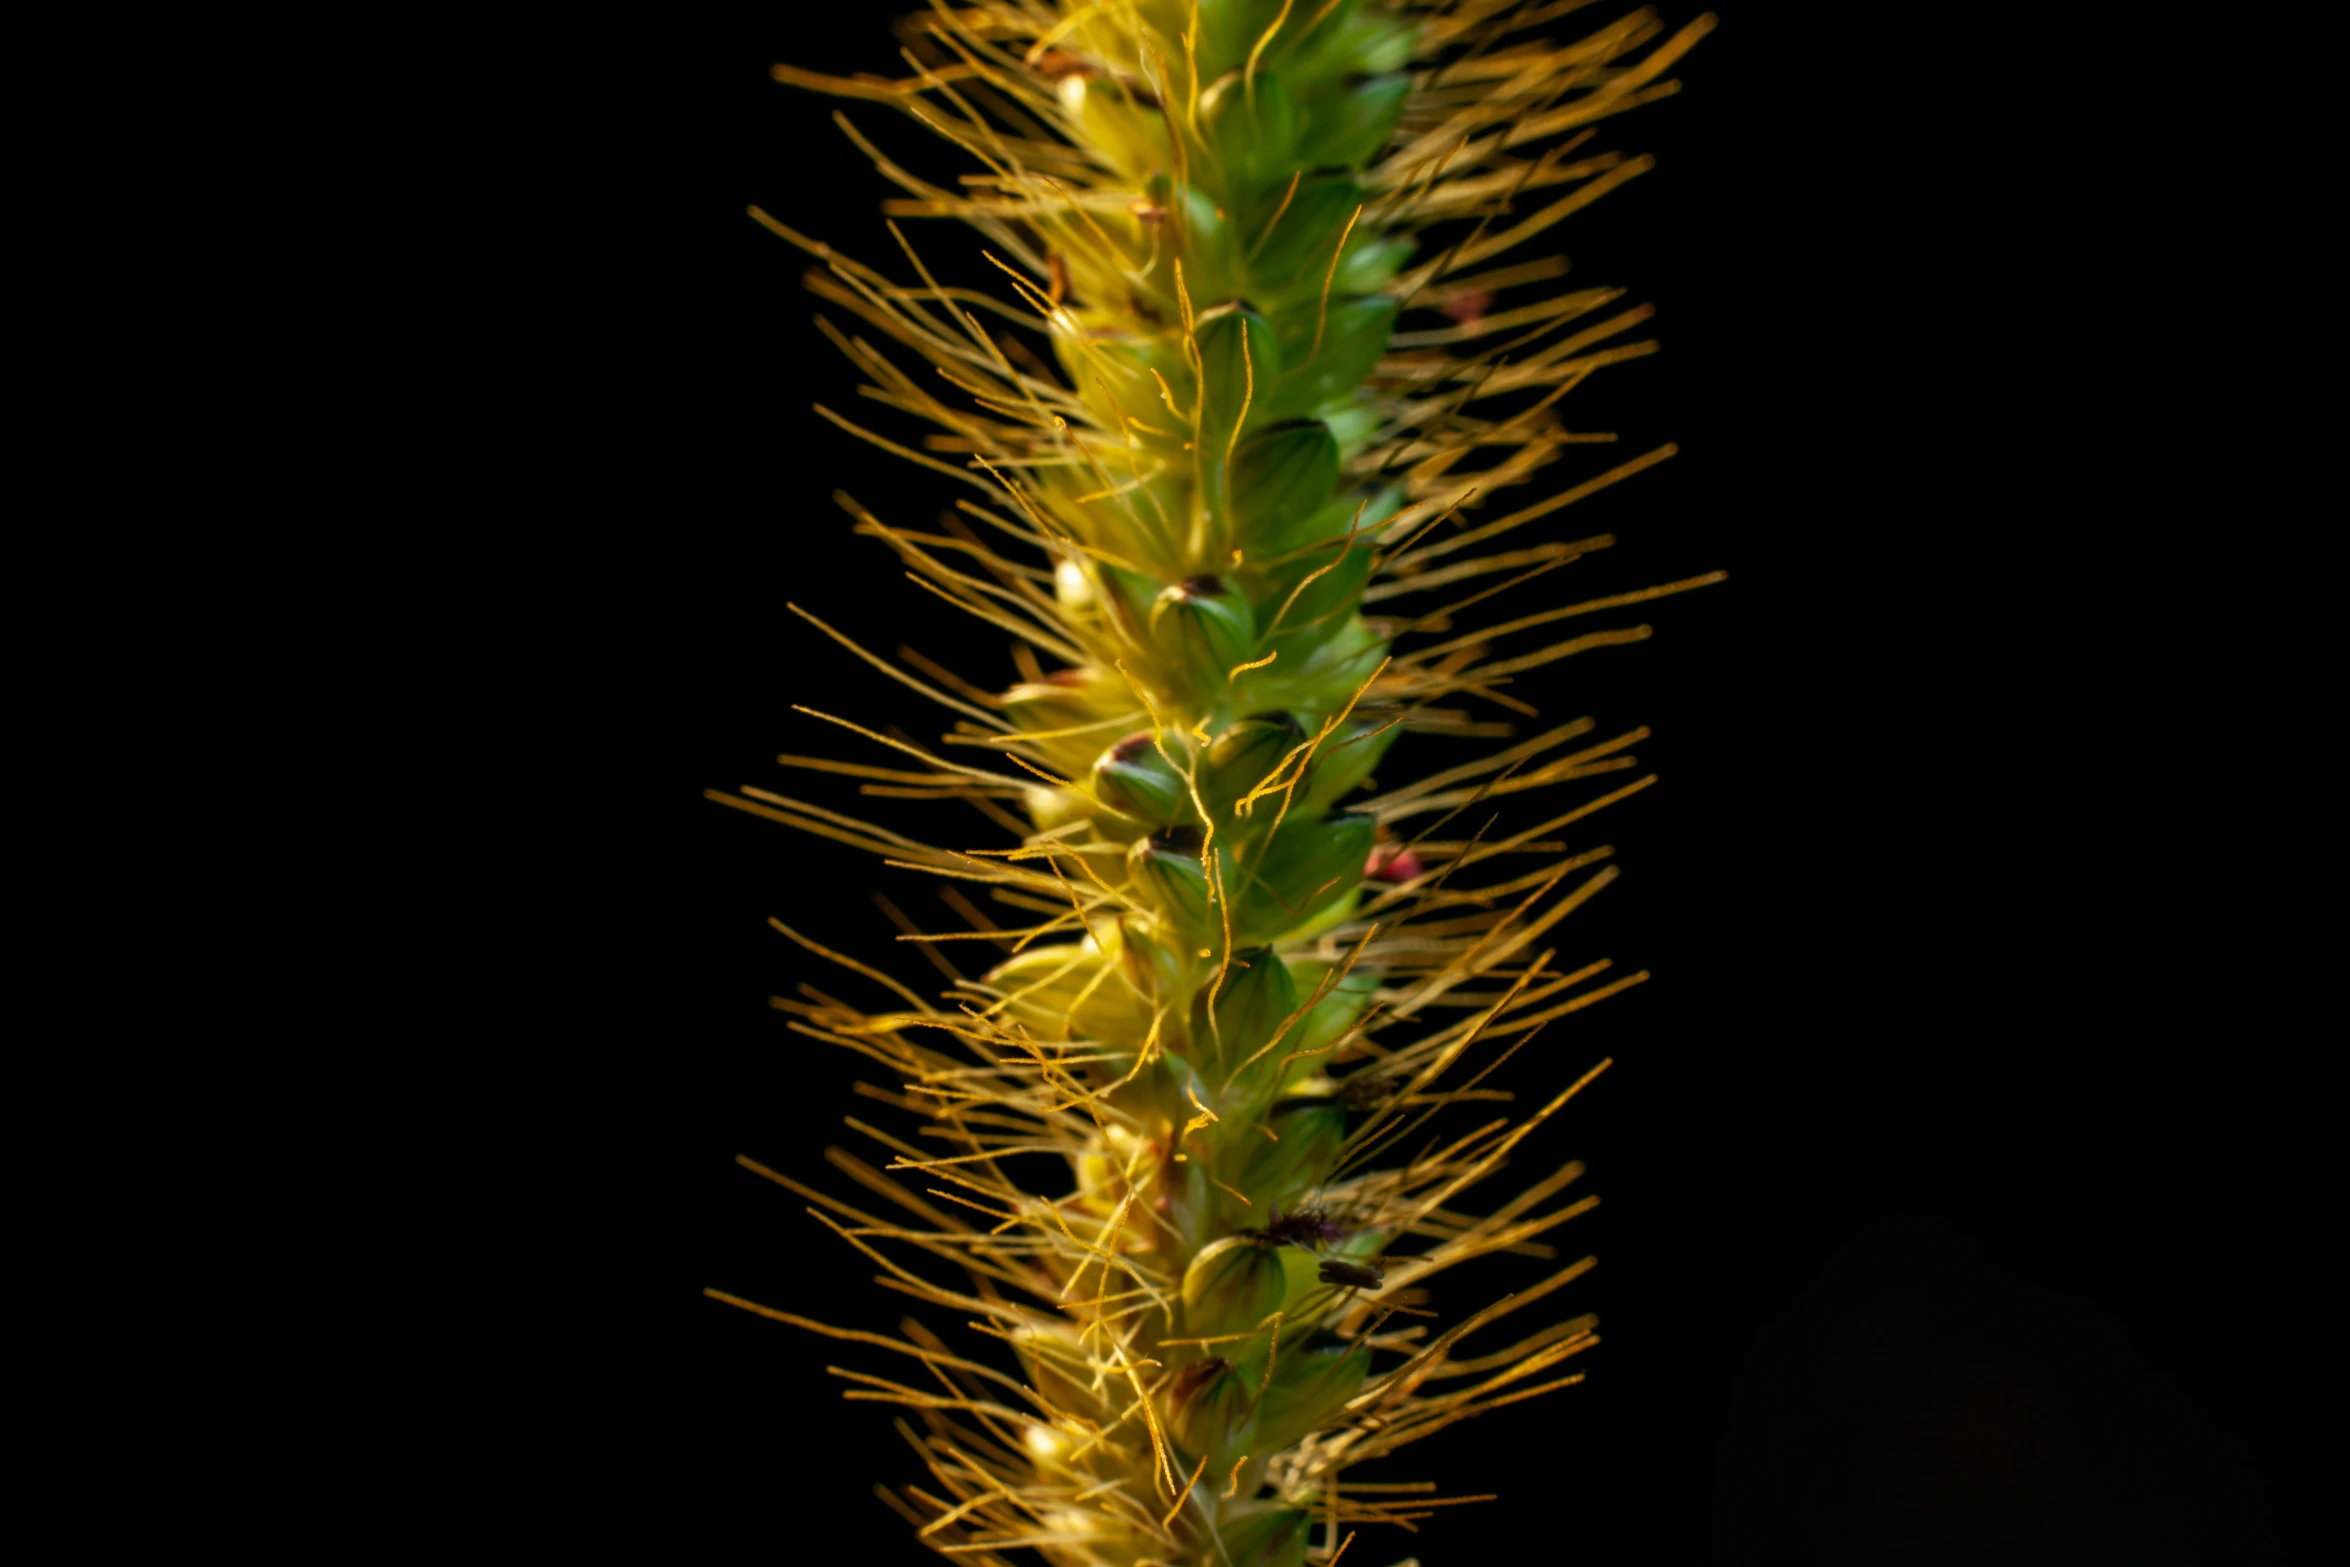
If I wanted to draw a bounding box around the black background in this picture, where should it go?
[622,7,2333,1562]
[25,2,2331,1560]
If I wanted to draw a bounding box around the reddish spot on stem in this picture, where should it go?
[1442,289,1493,330]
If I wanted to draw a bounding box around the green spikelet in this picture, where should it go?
[715,4,1719,1560]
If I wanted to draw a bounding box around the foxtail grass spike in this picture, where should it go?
[713,5,1719,1560]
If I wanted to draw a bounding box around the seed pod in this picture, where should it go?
[1127,825,1219,935]
[1167,1356,1256,1474]
[1060,72,1172,180]
[1130,1025,1211,1129]
[1003,665,1120,731]
[1295,73,1410,169]
[1089,558,1168,642]
[1194,305,1282,501]
[1201,712,1303,823]
[1333,230,1415,297]
[1109,914,1185,1013]
[1200,70,1299,191]
[1233,1098,1346,1214]
[1091,732,1192,828]
[1003,666,1132,777]
[1013,1323,1103,1431]
[1252,1333,1369,1456]
[1236,811,1376,944]
[981,942,1105,1043]
[1272,616,1389,727]
[1227,420,1339,556]
[1188,0,1367,77]
[1273,294,1397,423]
[1248,486,1403,583]
[1245,174,1364,308]
[1141,185,1243,308]
[1181,1236,1287,1340]
[1298,720,1399,814]
[1289,959,1378,1066]
[1290,3,1416,76]
[1259,535,1373,658]
[1199,946,1297,1074]
[1218,1507,1312,1567]
[1024,786,1091,837]
[1151,575,1257,699]
[984,938,1153,1045]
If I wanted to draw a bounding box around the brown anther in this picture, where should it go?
[1442,289,1494,330]
[1031,49,1098,81]
[1169,1358,1230,1409]
[1318,1259,1384,1292]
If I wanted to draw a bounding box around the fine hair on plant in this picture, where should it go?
[707,4,1719,1562]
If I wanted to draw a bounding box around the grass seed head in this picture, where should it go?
[718,4,1722,1560]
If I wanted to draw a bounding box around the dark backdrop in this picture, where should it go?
[33,1,2320,1559]
[609,5,2333,1564]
